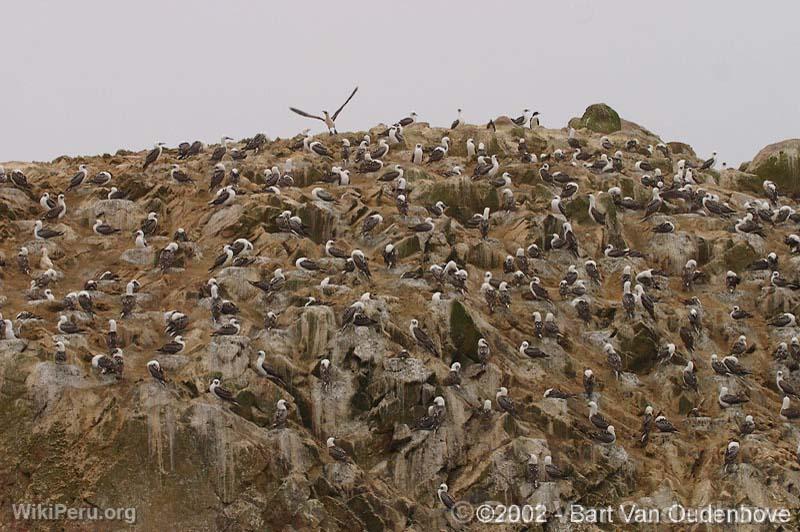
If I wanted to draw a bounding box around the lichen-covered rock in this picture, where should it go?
[290,305,336,360]
[749,138,800,195]
[449,300,482,362]
[414,177,499,224]
[0,187,32,219]
[77,198,145,231]
[576,103,622,134]
[619,322,660,374]
[121,246,156,265]
[205,335,250,380]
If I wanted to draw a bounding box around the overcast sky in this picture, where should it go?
[3,1,798,165]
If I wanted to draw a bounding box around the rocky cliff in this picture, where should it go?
[2,106,800,530]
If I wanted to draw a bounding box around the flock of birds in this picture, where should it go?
[2,96,800,517]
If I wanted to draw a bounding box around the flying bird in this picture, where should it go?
[289,86,359,134]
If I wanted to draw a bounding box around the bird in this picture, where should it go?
[351,249,371,279]
[169,164,193,184]
[93,218,120,236]
[739,415,755,436]
[410,319,438,356]
[140,212,158,236]
[726,271,741,293]
[587,193,606,225]
[437,483,456,510]
[735,213,765,237]
[683,361,698,392]
[43,194,67,220]
[769,313,797,327]
[777,370,798,397]
[544,388,574,400]
[578,367,596,398]
[158,243,179,271]
[209,378,239,405]
[361,214,383,237]
[511,109,531,127]
[57,315,84,334]
[477,338,490,367]
[54,341,67,364]
[295,257,319,272]
[780,396,800,420]
[652,221,675,234]
[143,142,165,170]
[147,360,167,386]
[718,386,749,408]
[654,414,679,433]
[588,401,610,430]
[92,352,121,375]
[34,220,64,240]
[319,359,332,391]
[442,362,461,387]
[591,425,616,444]
[157,335,185,355]
[289,86,359,134]
[723,441,739,472]
[450,108,462,130]
[544,455,568,480]
[271,399,289,429]
[519,340,548,359]
[425,138,450,164]
[326,437,351,462]
[209,186,236,207]
[604,343,622,378]
[642,188,663,219]
[17,247,31,275]
[421,396,446,427]
[209,136,234,162]
[730,306,753,320]
[212,319,241,336]
[723,355,751,376]
[107,187,127,200]
[496,387,516,414]
[700,151,717,171]
[65,165,89,191]
[255,351,286,387]
[382,244,397,269]
[209,245,234,271]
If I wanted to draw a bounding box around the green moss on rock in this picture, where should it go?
[578,104,622,134]
[565,196,589,223]
[751,144,800,195]
[709,241,758,275]
[619,322,659,374]
[449,301,481,362]
[420,179,499,224]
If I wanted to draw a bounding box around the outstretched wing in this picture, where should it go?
[289,107,325,121]
[331,86,358,121]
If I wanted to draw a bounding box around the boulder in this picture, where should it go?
[290,306,336,360]
[749,139,800,195]
[413,177,499,224]
[121,246,155,266]
[205,335,250,380]
[77,199,145,231]
[574,103,622,134]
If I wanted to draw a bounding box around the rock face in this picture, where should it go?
[749,138,800,194]
[2,112,800,530]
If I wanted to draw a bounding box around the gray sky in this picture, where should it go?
[4,1,798,165]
